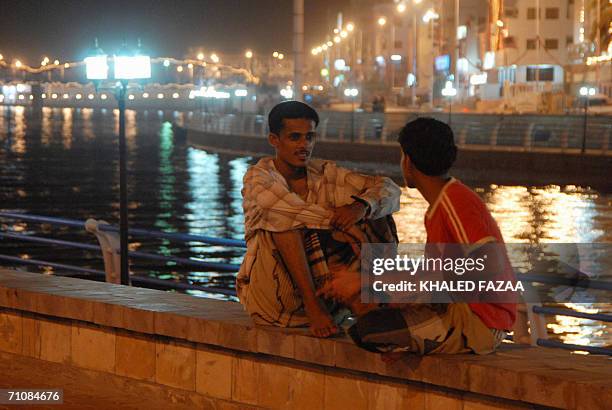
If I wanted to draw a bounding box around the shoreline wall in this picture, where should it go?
[186,130,612,192]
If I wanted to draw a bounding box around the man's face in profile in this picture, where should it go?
[270,118,316,168]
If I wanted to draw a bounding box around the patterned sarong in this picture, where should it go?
[348,303,507,355]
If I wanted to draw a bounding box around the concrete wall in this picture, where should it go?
[1,270,610,409]
[186,130,612,192]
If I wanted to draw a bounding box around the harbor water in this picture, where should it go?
[0,106,610,348]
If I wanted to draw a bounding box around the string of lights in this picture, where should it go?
[0,54,259,84]
[310,21,356,56]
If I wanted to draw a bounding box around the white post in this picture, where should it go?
[527,304,548,346]
[85,219,122,284]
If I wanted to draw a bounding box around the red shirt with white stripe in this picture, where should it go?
[424,178,516,330]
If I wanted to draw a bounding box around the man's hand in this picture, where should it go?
[331,201,367,231]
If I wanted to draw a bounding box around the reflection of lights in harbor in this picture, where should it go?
[487,186,531,242]
[41,107,52,145]
[62,108,73,150]
[82,108,94,140]
[564,303,600,315]
[12,106,26,154]
[547,313,607,348]
[125,110,138,144]
[394,187,428,243]
[530,186,599,242]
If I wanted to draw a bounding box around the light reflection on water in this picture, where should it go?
[0,106,610,348]
[395,185,611,348]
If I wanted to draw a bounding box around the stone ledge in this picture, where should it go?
[1,269,610,409]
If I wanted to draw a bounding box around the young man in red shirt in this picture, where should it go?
[320,118,515,355]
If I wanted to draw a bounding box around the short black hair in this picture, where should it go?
[397,117,457,176]
[268,101,319,135]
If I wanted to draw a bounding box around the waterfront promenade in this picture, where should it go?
[1,269,611,409]
[183,115,612,191]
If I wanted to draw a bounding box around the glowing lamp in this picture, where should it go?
[85,55,109,80]
[114,55,151,80]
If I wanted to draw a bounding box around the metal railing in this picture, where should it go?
[0,211,610,355]
[0,212,243,296]
[186,111,611,155]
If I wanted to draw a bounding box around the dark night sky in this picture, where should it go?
[0,0,354,64]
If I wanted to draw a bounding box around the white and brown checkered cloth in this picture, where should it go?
[237,157,401,327]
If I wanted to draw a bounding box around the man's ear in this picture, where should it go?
[268,133,279,148]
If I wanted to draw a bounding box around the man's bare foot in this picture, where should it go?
[304,299,338,338]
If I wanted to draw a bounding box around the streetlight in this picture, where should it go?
[579,86,596,154]
[85,40,151,285]
[423,8,439,107]
[396,0,425,107]
[441,80,457,125]
[344,88,359,142]
[245,50,254,75]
